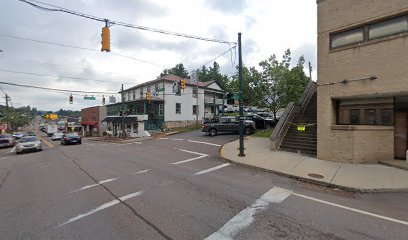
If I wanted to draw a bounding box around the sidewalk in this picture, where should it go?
[221,137,408,192]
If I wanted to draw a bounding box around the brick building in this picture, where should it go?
[81,106,107,136]
[317,0,408,163]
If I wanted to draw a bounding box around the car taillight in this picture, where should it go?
[64,138,69,141]
[201,125,204,128]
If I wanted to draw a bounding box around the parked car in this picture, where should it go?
[244,114,275,129]
[25,132,37,136]
[201,116,256,136]
[0,134,15,148]
[61,133,82,145]
[15,136,42,154]
[51,132,64,141]
[12,132,25,139]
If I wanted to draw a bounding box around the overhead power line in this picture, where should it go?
[0,69,134,84]
[17,0,237,45]
[0,80,118,94]
[0,33,166,68]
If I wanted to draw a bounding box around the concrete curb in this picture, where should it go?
[219,145,408,193]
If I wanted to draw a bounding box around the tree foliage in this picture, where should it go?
[196,62,230,90]
[257,49,310,120]
[159,63,189,78]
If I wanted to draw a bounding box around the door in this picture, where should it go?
[394,112,407,159]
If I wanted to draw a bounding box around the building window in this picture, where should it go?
[337,99,393,125]
[193,88,198,98]
[331,14,408,49]
[193,105,198,115]
[128,92,131,101]
[369,16,408,40]
[140,88,143,99]
[133,90,136,100]
[155,84,159,92]
[147,85,151,92]
[381,109,393,125]
[331,28,364,48]
[176,103,181,114]
[364,109,376,124]
[350,109,361,124]
[159,103,163,116]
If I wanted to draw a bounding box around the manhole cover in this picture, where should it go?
[307,173,324,179]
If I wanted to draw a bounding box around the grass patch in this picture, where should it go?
[224,112,240,116]
[252,128,273,138]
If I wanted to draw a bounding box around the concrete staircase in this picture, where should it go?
[280,92,317,156]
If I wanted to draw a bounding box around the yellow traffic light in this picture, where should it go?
[180,79,185,90]
[69,94,73,104]
[101,27,110,52]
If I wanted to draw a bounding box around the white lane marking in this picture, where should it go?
[113,142,142,146]
[172,155,207,165]
[159,137,169,140]
[172,148,209,164]
[0,157,10,160]
[131,169,150,174]
[169,138,185,141]
[57,191,143,227]
[69,178,118,193]
[174,148,207,156]
[205,187,292,240]
[195,163,231,175]
[9,147,16,153]
[187,140,221,147]
[292,192,408,227]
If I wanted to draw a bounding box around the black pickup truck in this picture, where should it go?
[201,116,256,136]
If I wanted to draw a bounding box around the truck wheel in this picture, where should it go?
[244,127,252,135]
[208,128,217,137]
[264,124,270,130]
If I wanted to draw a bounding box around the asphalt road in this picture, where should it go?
[0,130,407,240]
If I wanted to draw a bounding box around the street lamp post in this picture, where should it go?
[238,33,245,157]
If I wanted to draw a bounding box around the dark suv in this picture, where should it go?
[201,116,256,136]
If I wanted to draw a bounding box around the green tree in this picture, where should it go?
[196,62,230,90]
[159,63,189,78]
[258,49,309,121]
[229,66,262,106]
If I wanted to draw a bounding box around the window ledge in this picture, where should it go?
[331,125,394,131]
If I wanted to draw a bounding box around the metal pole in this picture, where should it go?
[238,32,245,157]
[222,92,225,116]
[121,84,124,138]
[196,71,199,127]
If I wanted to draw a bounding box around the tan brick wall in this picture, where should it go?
[165,121,201,129]
[317,0,408,163]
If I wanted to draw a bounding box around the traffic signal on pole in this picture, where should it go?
[101,26,110,52]
[146,92,151,102]
[69,94,73,104]
[180,79,185,91]
[102,95,105,105]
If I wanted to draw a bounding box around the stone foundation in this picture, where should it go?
[165,120,202,129]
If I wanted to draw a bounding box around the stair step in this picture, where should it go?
[282,138,317,145]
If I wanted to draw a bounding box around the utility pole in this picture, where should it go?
[4,94,10,133]
[121,84,125,138]
[238,33,245,157]
[195,71,199,128]
[308,61,313,81]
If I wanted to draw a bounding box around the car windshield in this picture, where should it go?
[19,137,38,143]
[54,133,63,136]
[65,134,78,138]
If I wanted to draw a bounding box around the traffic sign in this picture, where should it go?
[84,96,96,100]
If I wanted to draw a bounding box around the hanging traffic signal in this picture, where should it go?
[146,92,151,102]
[101,26,110,52]
[69,94,73,104]
[180,79,185,91]
[102,95,106,105]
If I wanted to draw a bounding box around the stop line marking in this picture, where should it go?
[195,163,231,175]
[159,138,221,147]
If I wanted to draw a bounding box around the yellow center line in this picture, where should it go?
[36,134,55,148]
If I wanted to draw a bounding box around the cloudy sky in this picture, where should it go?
[0,0,317,111]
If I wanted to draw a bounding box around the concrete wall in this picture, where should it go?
[317,0,408,163]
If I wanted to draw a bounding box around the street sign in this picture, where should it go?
[232,93,239,100]
[191,71,198,84]
[84,96,96,100]
[157,87,165,92]
[109,96,116,103]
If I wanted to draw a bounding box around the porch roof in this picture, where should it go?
[101,116,139,124]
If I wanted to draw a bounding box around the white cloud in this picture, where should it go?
[0,0,317,111]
